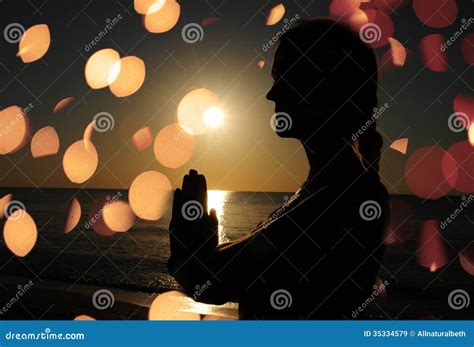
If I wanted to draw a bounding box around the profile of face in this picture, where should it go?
[266,19,378,146]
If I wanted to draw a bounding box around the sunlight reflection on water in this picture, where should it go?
[207,190,229,243]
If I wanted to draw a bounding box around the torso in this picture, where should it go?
[239,170,390,319]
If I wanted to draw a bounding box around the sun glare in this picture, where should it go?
[203,107,224,128]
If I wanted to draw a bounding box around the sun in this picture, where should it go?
[203,107,224,128]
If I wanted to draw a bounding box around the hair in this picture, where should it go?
[277,18,383,177]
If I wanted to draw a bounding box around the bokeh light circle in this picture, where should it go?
[129,171,172,221]
[154,123,195,168]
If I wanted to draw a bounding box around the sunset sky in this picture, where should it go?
[0,0,472,194]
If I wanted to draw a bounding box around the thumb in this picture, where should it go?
[209,208,218,231]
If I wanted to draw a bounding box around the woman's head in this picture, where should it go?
[266,17,383,173]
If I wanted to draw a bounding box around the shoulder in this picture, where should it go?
[291,172,390,227]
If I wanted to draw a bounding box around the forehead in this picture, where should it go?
[271,40,291,77]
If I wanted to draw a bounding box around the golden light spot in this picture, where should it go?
[389,137,408,154]
[148,291,200,320]
[53,97,75,114]
[18,24,50,63]
[102,200,136,232]
[88,197,116,237]
[108,60,122,86]
[203,107,224,128]
[30,126,60,158]
[63,140,98,184]
[258,60,265,69]
[343,8,368,32]
[207,190,228,243]
[83,121,95,146]
[0,106,29,155]
[109,56,146,97]
[468,125,474,146]
[65,197,81,234]
[430,262,437,272]
[129,171,172,221]
[144,0,180,33]
[3,209,37,257]
[74,315,96,320]
[266,4,286,25]
[85,48,121,89]
[134,0,165,14]
[154,123,195,168]
[177,88,221,135]
[0,194,13,219]
[388,38,407,67]
[131,127,153,151]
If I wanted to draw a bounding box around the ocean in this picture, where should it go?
[0,188,472,319]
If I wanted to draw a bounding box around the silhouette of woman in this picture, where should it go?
[168,18,390,319]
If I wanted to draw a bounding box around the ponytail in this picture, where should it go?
[357,121,383,178]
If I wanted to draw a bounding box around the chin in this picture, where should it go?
[275,129,295,138]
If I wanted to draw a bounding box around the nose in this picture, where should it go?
[266,85,276,101]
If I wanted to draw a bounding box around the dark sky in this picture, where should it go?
[0,0,472,193]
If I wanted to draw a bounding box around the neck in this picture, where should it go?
[302,140,364,189]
